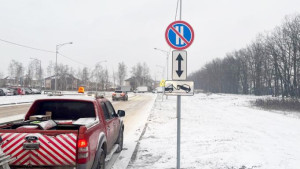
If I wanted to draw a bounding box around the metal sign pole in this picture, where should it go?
[177,95,181,169]
[177,1,182,169]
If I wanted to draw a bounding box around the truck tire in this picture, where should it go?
[96,148,105,169]
[116,128,124,153]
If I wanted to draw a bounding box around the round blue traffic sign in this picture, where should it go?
[165,21,194,50]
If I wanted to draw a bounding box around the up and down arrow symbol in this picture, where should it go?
[176,54,184,77]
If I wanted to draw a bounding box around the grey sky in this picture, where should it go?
[0,0,300,80]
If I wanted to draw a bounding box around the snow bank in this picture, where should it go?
[128,93,300,169]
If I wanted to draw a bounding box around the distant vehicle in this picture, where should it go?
[177,84,191,93]
[120,86,131,92]
[31,88,42,94]
[112,91,128,101]
[0,88,13,96]
[23,88,33,95]
[0,89,5,96]
[164,84,176,93]
[134,86,148,93]
[152,87,164,93]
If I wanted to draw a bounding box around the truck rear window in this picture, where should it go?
[33,101,96,120]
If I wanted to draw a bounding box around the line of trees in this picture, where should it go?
[1,59,153,91]
[189,14,300,98]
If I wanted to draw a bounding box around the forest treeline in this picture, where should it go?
[189,14,300,98]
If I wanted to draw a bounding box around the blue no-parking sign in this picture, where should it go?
[165,21,194,50]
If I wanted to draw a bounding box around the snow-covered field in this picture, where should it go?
[128,93,300,169]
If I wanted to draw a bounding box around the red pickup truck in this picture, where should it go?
[0,96,125,169]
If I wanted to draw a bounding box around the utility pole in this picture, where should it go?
[55,42,72,92]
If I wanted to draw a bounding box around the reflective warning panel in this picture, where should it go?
[164,80,194,96]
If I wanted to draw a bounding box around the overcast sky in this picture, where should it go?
[1,0,300,80]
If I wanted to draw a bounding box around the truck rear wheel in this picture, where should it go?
[96,148,105,169]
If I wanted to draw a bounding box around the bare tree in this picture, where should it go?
[117,62,127,86]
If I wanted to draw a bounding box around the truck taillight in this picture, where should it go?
[77,139,89,163]
[121,93,125,96]
[78,139,87,148]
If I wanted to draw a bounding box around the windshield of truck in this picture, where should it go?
[33,101,96,120]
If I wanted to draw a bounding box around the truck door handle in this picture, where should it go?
[107,127,110,130]
[113,122,116,126]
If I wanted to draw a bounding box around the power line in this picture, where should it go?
[58,53,89,67]
[0,38,55,53]
[0,37,90,67]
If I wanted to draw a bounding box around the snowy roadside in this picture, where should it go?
[128,93,300,169]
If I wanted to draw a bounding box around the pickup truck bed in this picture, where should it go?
[0,96,125,169]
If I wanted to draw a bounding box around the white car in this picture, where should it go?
[0,88,13,96]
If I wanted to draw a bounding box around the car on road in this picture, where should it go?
[8,88,18,95]
[0,88,13,96]
[0,89,5,96]
[31,88,42,94]
[112,90,128,101]
[23,87,33,94]
[0,95,125,169]
[177,84,191,93]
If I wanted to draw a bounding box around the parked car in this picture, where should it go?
[112,91,128,101]
[31,88,42,94]
[8,88,18,95]
[0,89,5,96]
[0,95,125,169]
[23,88,33,94]
[0,88,13,96]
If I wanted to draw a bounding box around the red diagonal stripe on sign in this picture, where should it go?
[37,149,56,165]
[12,150,30,165]
[4,134,26,152]
[170,25,190,45]
[56,137,76,155]
[7,142,24,158]
[58,135,76,150]
[31,151,47,165]
[66,134,76,143]
[39,139,65,165]
[43,135,75,163]
[1,133,13,141]
[1,133,16,147]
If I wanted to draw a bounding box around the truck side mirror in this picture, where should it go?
[118,110,125,117]
[0,136,2,142]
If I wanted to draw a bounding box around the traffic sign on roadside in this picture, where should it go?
[164,80,194,96]
[172,50,187,80]
[165,21,194,50]
[160,79,166,87]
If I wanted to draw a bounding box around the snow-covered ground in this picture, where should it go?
[128,93,300,169]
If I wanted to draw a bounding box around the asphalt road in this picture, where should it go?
[0,94,156,169]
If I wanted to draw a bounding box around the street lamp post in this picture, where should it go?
[156,65,165,102]
[30,58,42,89]
[55,42,73,92]
[154,48,170,80]
[95,60,107,92]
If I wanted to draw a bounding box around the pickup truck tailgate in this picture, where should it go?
[0,132,77,166]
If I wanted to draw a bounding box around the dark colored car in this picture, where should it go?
[165,84,175,93]
[0,89,5,96]
[177,84,191,93]
[112,91,128,101]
